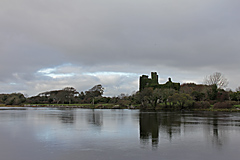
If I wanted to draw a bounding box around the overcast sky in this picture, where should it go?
[1,0,240,97]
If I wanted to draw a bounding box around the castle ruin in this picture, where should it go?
[139,72,180,91]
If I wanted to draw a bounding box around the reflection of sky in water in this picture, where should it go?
[33,109,139,149]
[1,108,240,160]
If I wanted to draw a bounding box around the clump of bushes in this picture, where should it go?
[226,101,239,106]
[213,102,232,109]
[0,93,26,105]
[208,100,217,105]
[193,101,211,109]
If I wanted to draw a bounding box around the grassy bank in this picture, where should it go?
[0,104,25,107]
[22,103,138,109]
[1,103,239,112]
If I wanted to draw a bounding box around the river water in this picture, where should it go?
[0,107,240,160]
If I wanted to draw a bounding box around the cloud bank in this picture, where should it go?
[1,0,240,96]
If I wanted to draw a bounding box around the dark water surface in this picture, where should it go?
[0,107,240,160]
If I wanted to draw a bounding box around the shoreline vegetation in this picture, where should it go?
[1,72,240,112]
[1,103,240,112]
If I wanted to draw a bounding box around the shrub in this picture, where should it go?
[213,102,232,109]
[4,93,26,105]
[226,101,238,106]
[193,101,211,109]
[185,100,195,108]
[208,100,217,105]
[117,100,131,108]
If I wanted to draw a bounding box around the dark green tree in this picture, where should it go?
[168,93,193,109]
[135,88,154,108]
[85,84,104,104]
[191,91,205,101]
[4,93,26,105]
[160,88,176,106]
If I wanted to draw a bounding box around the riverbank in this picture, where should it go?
[22,104,139,109]
[1,103,240,112]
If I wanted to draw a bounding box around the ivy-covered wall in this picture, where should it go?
[139,72,180,91]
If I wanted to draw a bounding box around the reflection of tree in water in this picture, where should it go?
[59,109,75,124]
[0,111,27,120]
[139,112,181,148]
[87,110,103,126]
[212,112,223,148]
[159,112,181,140]
[109,110,126,125]
[140,111,237,149]
[205,112,228,149]
[192,112,230,150]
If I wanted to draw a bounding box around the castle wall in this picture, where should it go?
[139,72,180,91]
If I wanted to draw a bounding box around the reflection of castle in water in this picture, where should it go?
[139,111,229,149]
[140,112,159,147]
[139,112,181,148]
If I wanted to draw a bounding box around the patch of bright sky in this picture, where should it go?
[44,73,75,79]
[83,72,138,77]
[37,65,75,79]
[38,68,56,74]
[37,63,139,80]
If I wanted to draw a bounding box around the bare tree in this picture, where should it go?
[236,86,240,92]
[204,72,228,89]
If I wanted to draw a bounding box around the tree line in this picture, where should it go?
[0,72,240,110]
[134,72,240,110]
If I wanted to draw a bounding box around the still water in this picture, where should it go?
[0,107,240,160]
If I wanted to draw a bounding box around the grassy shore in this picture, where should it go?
[22,103,135,109]
[0,104,25,107]
[1,103,240,112]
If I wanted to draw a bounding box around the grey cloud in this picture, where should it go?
[0,0,240,95]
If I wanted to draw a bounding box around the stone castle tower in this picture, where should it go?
[139,72,180,91]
